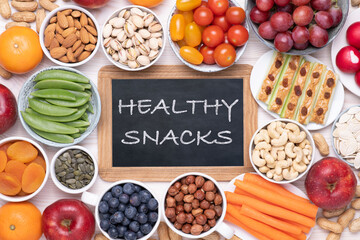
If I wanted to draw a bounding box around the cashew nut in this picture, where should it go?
[264,152,275,164]
[267,121,280,139]
[267,161,276,168]
[294,147,304,163]
[293,161,307,173]
[275,160,291,175]
[276,121,286,134]
[285,142,296,158]
[283,167,299,180]
[252,149,266,167]
[266,169,275,179]
[271,131,288,147]
[259,166,270,173]
[255,129,270,144]
[289,131,306,143]
[273,173,284,181]
[299,139,311,148]
[270,146,284,159]
[277,150,286,161]
[255,141,272,151]
[285,123,300,134]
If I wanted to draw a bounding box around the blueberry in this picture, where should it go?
[118,203,126,212]
[125,205,137,219]
[102,192,113,202]
[137,213,148,224]
[109,207,117,214]
[111,211,124,224]
[136,231,144,238]
[138,204,148,214]
[124,231,137,240]
[119,193,130,204]
[134,185,141,193]
[99,213,110,220]
[140,223,153,235]
[123,183,136,195]
[129,221,140,232]
[111,185,123,197]
[100,219,111,231]
[122,217,130,226]
[148,211,158,223]
[99,201,109,214]
[139,190,152,203]
[130,193,141,207]
[147,198,158,211]
[109,197,120,208]
[108,227,119,239]
[117,225,127,238]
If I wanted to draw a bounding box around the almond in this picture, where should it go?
[61,9,72,16]
[77,51,90,62]
[84,44,95,51]
[88,17,95,27]
[49,16,57,24]
[74,19,82,29]
[55,33,64,44]
[84,25,97,36]
[88,33,97,44]
[45,23,56,33]
[49,38,60,50]
[56,22,63,34]
[71,10,81,18]
[67,15,74,27]
[44,31,55,48]
[62,33,77,48]
[73,44,85,58]
[59,55,69,63]
[62,27,76,38]
[72,40,82,52]
[57,11,68,28]
[80,28,89,44]
[75,30,80,39]
[80,13,87,27]
[67,48,76,62]
[50,47,67,59]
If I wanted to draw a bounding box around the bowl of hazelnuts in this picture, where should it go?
[163,172,234,239]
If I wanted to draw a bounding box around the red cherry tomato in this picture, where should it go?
[198,0,208,8]
[224,31,229,43]
[202,25,225,47]
[208,0,229,16]
[200,45,216,64]
[194,7,214,26]
[225,7,246,25]
[212,15,231,32]
[214,43,236,67]
[227,25,249,47]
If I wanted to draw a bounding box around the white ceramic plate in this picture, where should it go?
[224,173,314,240]
[331,8,360,97]
[250,50,345,131]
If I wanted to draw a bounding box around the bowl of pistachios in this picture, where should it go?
[101,5,165,71]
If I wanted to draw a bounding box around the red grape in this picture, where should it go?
[270,12,294,32]
[292,26,309,44]
[294,41,309,50]
[250,6,270,24]
[259,21,278,40]
[274,32,294,52]
[292,0,310,6]
[277,4,294,13]
[328,5,343,27]
[315,11,334,29]
[311,0,331,11]
[274,0,290,7]
[293,6,314,26]
[256,0,274,12]
[309,24,329,47]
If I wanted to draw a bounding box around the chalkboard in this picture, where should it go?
[98,65,257,181]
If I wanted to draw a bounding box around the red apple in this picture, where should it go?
[73,0,110,8]
[42,199,95,240]
[305,157,357,210]
[336,46,360,73]
[0,84,17,134]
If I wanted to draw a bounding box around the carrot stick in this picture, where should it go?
[287,231,307,240]
[225,192,316,228]
[225,213,272,240]
[227,204,297,240]
[234,179,318,219]
[281,219,311,234]
[243,173,310,203]
[234,187,265,202]
[239,204,302,235]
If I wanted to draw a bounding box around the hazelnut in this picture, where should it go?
[169,216,176,223]
[208,218,216,227]
[176,212,186,224]
[185,213,194,223]
[192,219,197,225]
[200,200,210,209]
[174,181,182,189]
[192,199,200,209]
[168,186,179,196]
[204,209,216,219]
[181,177,187,185]
[186,175,195,184]
[203,224,210,232]
[166,197,176,208]
[214,206,223,217]
[209,204,215,210]
[192,208,203,217]
[174,192,184,202]
[182,224,192,234]
[214,194,223,205]
[188,184,197,194]
[202,180,215,192]
[184,203,192,213]
[194,190,205,201]
[183,194,194,203]
[181,184,189,194]
[165,207,176,219]
[191,224,203,235]
[176,205,184,214]
[174,221,183,230]
[195,176,205,188]
[196,214,207,225]
[206,191,215,202]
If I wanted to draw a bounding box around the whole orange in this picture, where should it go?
[128,0,163,8]
[0,27,43,74]
[0,202,42,240]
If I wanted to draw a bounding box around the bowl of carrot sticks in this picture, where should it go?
[224,173,318,240]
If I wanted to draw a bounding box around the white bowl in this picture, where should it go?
[39,5,100,67]
[50,145,98,194]
[167,0,249,72]
[101,5,166,71]
[249,119,315,184]
[0,137,49,202]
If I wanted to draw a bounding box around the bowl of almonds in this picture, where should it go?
[101,5,165,71]
[39,5,100,67]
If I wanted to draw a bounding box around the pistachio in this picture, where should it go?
[150,32,162,38]
[116,30,126,42]
[122,38,133,48]
[112,53,119,61]
[131,15,144,29]
[128,60,140,69]
[148,22,162,32]
[118,48,127,63]
[149,49,159,60]
[126,47,138,61]
[138,43,150,55]
[130,7,144,17]
[137,55,150,66]
[103,23,112,38]
[138,29,151,39]
[143,13,154,27]
[124,21,135,37]
[110,39,121,51]
[158,38,163,48]
[109,17,125,28]
[118,9,130,19]
[103,37,111,48]
[149,37,159,50]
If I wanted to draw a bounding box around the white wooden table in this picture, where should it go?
[0,0,359,239]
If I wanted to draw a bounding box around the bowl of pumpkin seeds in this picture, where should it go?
[51,145,98,194]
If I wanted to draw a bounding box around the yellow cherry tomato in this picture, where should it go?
[184,22,202,47]
[180,46,203,65]
[180,11,194,25]
[177,39,188,47]
[170,14,185,41]
[176,0,202,11]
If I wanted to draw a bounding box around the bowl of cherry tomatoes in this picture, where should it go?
[168,0,249,72]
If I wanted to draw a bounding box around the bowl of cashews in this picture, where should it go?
[249,119,315,184]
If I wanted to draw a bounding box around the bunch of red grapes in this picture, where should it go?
[250,0,343,52]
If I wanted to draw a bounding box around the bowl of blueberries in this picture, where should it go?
[81,180,160,240]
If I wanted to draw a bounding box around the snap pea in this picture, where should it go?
[25,107,87,122]
[34,70,89,83]
[78,83,91,89]
[21,111,79,134]
[71,133,81,138]
[34,80,85,91]
[46,93,90,107]
[85,90,92,96]
[29,98,77,117]
[78,127,87,134]
[32,128,74,144]
[81,112,89,121]
[87,103,94,114]
[65,120,90,128]
[31,89,76,101]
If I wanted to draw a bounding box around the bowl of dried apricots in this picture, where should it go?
[0,137,49,202]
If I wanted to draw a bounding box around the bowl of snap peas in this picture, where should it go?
[18,66,101,147]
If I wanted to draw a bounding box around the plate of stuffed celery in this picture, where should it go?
[250,50,345,131]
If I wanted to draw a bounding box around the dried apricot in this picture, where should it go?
[27,155,46,172]
[7,141,38,163]
[0,172,22,196]
[0,142,13,152]
[17,190,28,196]
[0,151,7,172]
[22,163,45,194]
[5,160,27,182]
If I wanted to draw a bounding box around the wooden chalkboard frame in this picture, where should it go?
[98,65,257,181]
